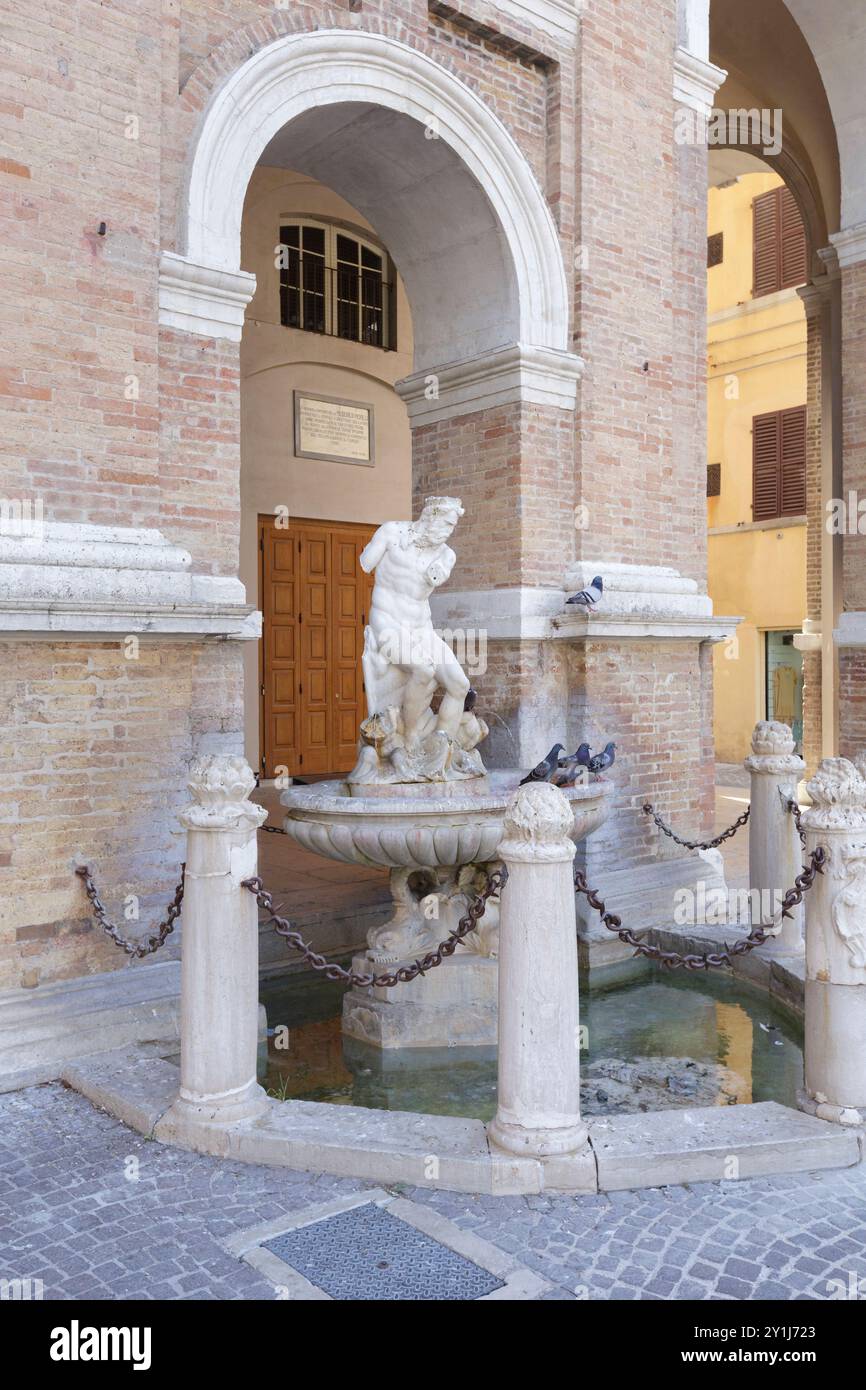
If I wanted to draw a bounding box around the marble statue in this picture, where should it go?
[348,496,488,785]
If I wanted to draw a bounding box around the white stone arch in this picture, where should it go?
[161,27,579,409]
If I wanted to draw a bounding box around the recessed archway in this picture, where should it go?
[175,28,572,371]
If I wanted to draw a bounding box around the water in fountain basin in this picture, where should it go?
[258,963,803,1120]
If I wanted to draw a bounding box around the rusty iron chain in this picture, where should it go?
[241,866,507,987]
[574,847,825,972]
[262,825,288,835]
[788,798,807,847]
[642,801,750,851]
[75,864,185,958]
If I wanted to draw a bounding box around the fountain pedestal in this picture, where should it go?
[343,953,498,1049]
[281,772,611,1050]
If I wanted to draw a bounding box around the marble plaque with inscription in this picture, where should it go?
[293,391,374,465]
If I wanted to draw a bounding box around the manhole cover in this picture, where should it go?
[262,1202,505,1301]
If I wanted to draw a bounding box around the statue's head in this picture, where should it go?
[417,496,464,544]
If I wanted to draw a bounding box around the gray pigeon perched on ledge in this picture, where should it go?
[588,741,616,775]
[560,742,591,769]
[519,743,565,786]
[566,575,603,610]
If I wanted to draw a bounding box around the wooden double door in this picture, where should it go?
[260,516,375,778]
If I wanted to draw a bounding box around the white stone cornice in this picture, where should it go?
[431,567,739,644]
[0,522,260,640]
[673,47,727,117]
[835,612,866,648]
[489,0,582,46]
[158,251,257,342]
[794,618,822,653]
[797,280,833,318]
[829,224,866,271]
[395,343,584,424]
[817,244,840,280]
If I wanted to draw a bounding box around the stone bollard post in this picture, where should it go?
[163,755,268,1129]
[798,756,866,1127]
[744,720,805,953]
[487,782,587,1158]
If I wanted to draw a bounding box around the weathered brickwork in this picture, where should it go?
[574,0,680,571]
[566,639,714,873]
[157,327,242,575]
[840,649,866,758]
[0,641,243,990]
[412,402,577,590]
[801,302,824,775]
[0,0,163,531]
[842,261,866,611]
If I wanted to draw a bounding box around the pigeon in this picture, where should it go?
[559,743,592,769]
[587,741,616,776]
[566,575,603,610]
[519,743,565,786]
[551,764,580,787]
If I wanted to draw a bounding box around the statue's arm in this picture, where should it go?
[439,545,457,580]
[360,523,395,573]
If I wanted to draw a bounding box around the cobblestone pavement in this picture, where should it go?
[3,1084,866,1301]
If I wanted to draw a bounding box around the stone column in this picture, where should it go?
[163,754,268,1128]
[744,721,805,954]
[798,755,866,1126]
[487,782,586,1158]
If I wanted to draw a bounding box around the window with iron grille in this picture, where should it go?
[278,221,395,349]
[707,232,724,268]
[707,462,721,497]
[752,186,808,298]
[752,405,807,521]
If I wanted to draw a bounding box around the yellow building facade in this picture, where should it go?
[707,170,808,765]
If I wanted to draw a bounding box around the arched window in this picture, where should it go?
[278,220,394,349]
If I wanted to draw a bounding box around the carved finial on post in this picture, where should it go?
[181,754,266,830]
[798,756,866,1126]
[744,720,805,954]
[488,782,588,1162]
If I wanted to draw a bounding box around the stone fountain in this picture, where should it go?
[281,496,612,1047]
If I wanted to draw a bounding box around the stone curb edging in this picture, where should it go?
[61,1051,862,1198]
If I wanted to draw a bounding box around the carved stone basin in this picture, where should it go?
[281,770,612,871]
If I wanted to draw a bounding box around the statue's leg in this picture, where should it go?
[401,666,437,743]
[434,643,471,738]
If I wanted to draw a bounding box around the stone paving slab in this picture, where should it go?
[5,1084,866,1301]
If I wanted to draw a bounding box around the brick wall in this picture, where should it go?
[0,641,243,990]
[412,401,577,590]
[567,638,714,874]
[0,0,164,532]
[839,649,866,758]
[842,260,866,611]
[574,0,682,572]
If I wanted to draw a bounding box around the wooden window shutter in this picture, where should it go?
[753,189,781,297]
[780,186,808,289]
[753,410,781,520]
[752,405,807,521]
[753,187,808,297]
[780,405,807,515]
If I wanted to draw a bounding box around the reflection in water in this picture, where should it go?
[259,964,803,1122]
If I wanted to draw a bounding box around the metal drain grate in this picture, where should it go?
[262,1202,505,1301]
